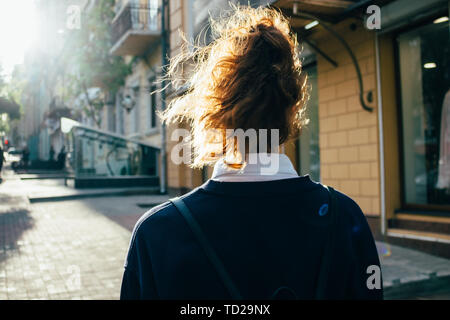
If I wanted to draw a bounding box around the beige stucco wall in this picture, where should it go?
[310,19,380,216]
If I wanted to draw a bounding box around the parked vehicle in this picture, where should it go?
[7,147,22,155]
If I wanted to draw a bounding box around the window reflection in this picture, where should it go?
[397,19,450,206]
[67,126,158,177]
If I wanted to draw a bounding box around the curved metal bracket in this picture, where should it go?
[295,12,374,113]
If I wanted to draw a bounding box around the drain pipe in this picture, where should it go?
[375,33,386,236]
[159,0,168,194]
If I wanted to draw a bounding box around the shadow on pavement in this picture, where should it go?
[0,209,34,264]
[73,195,168,232]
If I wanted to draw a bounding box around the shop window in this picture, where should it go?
[397,18,450,207]
[297,65,320,182]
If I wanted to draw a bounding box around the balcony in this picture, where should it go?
[110,2,161,56]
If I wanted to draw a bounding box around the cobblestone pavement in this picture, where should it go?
[0,166,168,300]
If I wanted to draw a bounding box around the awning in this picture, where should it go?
[61,117,161,151]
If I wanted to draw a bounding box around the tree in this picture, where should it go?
[0,64,25,145]
[0,64,5,92]
[0,64,22,137]
[63,0,132,128]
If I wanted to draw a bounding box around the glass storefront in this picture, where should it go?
[61,118,159,178]
[397,18,450,207]
[298,65,320,182]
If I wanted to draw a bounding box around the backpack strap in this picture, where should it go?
[169,197,243,300]
[315,185,339,300]
[170,186,339,300]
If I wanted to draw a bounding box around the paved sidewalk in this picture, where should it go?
[0,167,169,300]
[377,241,450,299]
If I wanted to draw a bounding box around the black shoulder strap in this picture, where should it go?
[315,185,339,300]
[169,197,243,300]
[170,186,338,300]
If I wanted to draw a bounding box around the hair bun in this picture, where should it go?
[247,23,287,67]
[161,5,309,168]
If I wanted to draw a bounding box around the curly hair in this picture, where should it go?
[160,3,309,168]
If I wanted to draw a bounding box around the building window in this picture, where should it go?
[130,86,140,134]
[107,103,116,133]
[134,99,140,133]
[397,18,450,208]
[297,65,320,182]
[148,0,159,31]
[116,91,125,135]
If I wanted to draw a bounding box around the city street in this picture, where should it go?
[0,165,168,300]
[0,0,448,306]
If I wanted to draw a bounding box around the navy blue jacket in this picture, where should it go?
[120,176,383,300]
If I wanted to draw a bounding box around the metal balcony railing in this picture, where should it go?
[111,2,160,47]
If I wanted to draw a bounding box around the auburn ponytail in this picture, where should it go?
[160,4,309,168]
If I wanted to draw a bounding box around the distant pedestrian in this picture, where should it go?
[22,147,30,169]
[120,5,382,300]
[57,146,66,170]
[49,146,55,162]
[0,146,4,178]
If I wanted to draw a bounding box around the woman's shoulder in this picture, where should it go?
[133,201,176,231]
[331,187,364,212]
[130,189,201,241]
[324,186,369,229]
[131,199,180,237]
[124,194,195,270]
[327,186,378,250]
[309,182,372,236]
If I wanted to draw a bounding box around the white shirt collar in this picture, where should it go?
[211,153,299,182]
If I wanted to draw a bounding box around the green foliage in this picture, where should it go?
[0,64,23,123]
[66,0,131,92]
[0,64,5,92]
[64,0,132,125]
[1,0,133,130]
[5,66,25,114]
[0,115,10,134]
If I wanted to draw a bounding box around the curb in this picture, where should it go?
[384,274,450,299]
[19,175,67,180]
[28,187,161,203]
